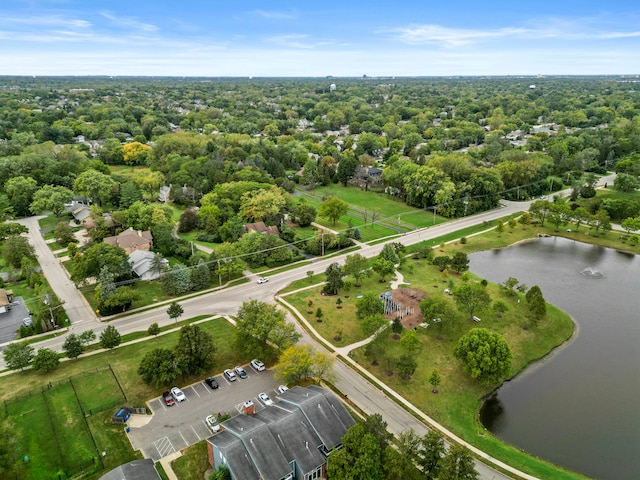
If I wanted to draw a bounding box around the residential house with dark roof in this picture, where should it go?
[207,386,354,480]
[103,227,153,255]
[128,250,167,281]
[99,459,161,480]
[242,221,280,236]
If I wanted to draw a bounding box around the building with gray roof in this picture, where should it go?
[207,386,354,480]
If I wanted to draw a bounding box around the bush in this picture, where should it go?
[196,232,220,243]
[460,236,467,244]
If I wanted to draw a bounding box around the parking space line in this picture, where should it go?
[191,386,201,398]
[154,437,175,459]
[191,425,201,440]
[178,430,188,447]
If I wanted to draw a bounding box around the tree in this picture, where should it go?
[324,262,344,294]
[315,307,324,322]
[235,300,299,357]
[290,200,317,227]
[148,322,160,338]
[53,221,75,246]
[2,235,36,268]
[162,264,192,295]
[420,296,456,332]
[73,169,118,206]
[371,257,395,282]
[318,196,348,226]
[3,342,34,371]
[450,251,470,273]
[420,430,446,479]
[364,330,387,365]
[614,173,639,193]
[361,314,388,337]
[500,277,520,296]
[178,209,200,233]
[301,160,321,189]
[356,291,384,319]
[428,369,441,393]
[548,203,572,232]
[529,199,552,226]
[71,243,130,285]
[79,330,96,345]
[391,317,403,335]
[432,256,451,272]
[592,209,611,236]
[379,243,401,265]
[454,328,513,384]
[343,253,370,286]
[275,344,335,384]
[453,283,491,321]
[572,207,592,232]
[210,465,232,480]
[439,444,479,480]
[383,429,423,480]
[138,348,179,386]
[32,348,59,373]
[495,219,505,236]
[336,154,359,186]
[100,325,122,350]
[5,175,38,217]
[191,261,211,291]
[175,324,216,375]
[400,329,422,355]
[167,301,184,323]
[328,423,384,480]
[29,185,74,219]
[397,354,418,379]
[621,216,640,236]
[63,333,84,359]
[526,285,547,320]
[102,286,141,313]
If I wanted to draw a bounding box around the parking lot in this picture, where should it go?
[127,364,280,461]
[0,296,31,345]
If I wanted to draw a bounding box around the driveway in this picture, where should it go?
[127,366,279,461]
[0,297,30,344]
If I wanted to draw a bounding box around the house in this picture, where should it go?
[99,459,161,480]
[243,221,280,236]
[0,289,13,314]
[158,185,171,203]
[71,205,92,225]
[351,166,383,189]
[128,250,167,281]
[103,228,153,255]
[207,385,355,480]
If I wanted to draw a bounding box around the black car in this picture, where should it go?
[205,377,219,389]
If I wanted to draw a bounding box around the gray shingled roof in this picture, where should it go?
[223,414,291,480]
[99,459,160,480]
[255,406,325,475]
[278,386,355,450]
[209,431,260,480]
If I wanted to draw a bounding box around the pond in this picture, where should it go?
[470,237,640,480]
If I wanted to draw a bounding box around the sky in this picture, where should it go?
[2,0,640,77]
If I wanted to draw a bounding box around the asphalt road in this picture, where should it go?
[8,174,616,480]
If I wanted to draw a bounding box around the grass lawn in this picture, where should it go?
[38,214,70,233]
[312,185,443,228]
[171,440,210,480]
[284,221,589,480]
[71,367,126,414]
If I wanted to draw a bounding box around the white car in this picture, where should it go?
[170,386,186,402]
[205,415,220,432]
[257,277,269,284]
[224,369,237,382]
[277,385,289,394]
[251,359,265,371]
[258,392,273,406]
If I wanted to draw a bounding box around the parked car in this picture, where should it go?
[277,385,289,394]
[250,359,265,371]
[171,386,186,402]
[162,391,175,407]
[257,277,269,284]
[22,317,33,328]
[205,377,219,389]
[205,415,220,432]
[234,366,248,379]
[258,392,273,406]
[224,369,237,382]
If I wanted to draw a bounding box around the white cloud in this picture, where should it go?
[100,11,158,32]
[266,34,326,49]
[252,10,296,20]
[0,15,91,29]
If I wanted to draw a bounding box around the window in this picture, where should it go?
[306,465,323,480]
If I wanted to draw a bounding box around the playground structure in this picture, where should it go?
[379,287,426,329]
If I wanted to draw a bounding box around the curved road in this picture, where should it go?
[7,173,615,479]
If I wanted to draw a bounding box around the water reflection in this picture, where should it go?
[470,237,640,480]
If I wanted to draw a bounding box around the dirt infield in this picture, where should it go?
[383,287,427,329]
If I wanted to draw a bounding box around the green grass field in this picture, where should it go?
[70,367,126,414]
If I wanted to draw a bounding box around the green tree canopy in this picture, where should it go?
[318,196,348,226]
[100,325,122,350]
[174,324,216,375]
[454,328,512,384]
[2,342,34,371]
[138,348,179,386]
[453,283,491,321]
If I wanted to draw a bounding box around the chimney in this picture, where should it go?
[243,401,255,415]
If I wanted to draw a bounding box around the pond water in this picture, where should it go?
[470,237,640,480]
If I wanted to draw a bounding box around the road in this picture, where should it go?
[8,173,616,479]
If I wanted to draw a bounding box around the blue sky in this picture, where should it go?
[2,0,640,76]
